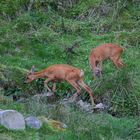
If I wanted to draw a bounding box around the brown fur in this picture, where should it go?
[25,64,95,105]
[89,43,125,78]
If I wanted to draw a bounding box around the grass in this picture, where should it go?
[0,0,140,139]
[0,97,140,140]
[0,4,140,115]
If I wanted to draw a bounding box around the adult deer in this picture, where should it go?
[89,43,125,78]
[24,64,95,105]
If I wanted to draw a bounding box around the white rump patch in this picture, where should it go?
[80,70,84,77]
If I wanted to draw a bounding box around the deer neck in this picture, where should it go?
[32,70,47,79]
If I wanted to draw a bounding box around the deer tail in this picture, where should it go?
[80,69,84,77]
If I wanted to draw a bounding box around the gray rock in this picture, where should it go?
[32,92,56,103]
[94,103,107,110]
[25,116,42,129]
[61,123,67,129]
[76,100,93,113]
[0,110,25,130]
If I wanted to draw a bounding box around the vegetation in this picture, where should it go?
[0,0,140,139]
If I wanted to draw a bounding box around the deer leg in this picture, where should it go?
[110,51,125,69]
[52,82,56,92]
[98,61,103,77]
[93,60,103,79]
[115,59,125,68]
[68,80,81,95]
[78,79,95,106]
[110,56,120,69]
[117,59,125,67]
[44,78,54,92]
[99,61,102,69]
[66,80,81,101]
[90,61,97,79]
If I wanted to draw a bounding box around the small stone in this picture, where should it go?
[94,103,106,109]
[32,92,55,103]
[25,116,42,129]
[76,100,93,112]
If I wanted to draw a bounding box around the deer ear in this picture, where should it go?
[31,65,35,73]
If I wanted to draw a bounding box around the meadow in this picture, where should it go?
[0,0,140,139]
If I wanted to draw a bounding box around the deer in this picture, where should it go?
[24,64,95,105]
[89,43,125,78]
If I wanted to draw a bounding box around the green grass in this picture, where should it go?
[0,98,140,140]
[0,7,140,115]
[0,0,140,139]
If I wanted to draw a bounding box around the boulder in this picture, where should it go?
[25,116,42,129]
[0,110,25,130]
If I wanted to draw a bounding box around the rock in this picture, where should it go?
[94,103,107,109]
[76,100,93,113]
[25,116,42,129]
[67,94,78,103]
[44,92,54,97]
[76,101,108,112]
[0,110,25,130]
[32,92,56,103]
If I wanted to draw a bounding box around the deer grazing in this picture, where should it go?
[25,64,95,105]
[89,43,125,78]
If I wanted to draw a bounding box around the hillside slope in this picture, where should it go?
[0,0,140,139]
[0,0,140,116]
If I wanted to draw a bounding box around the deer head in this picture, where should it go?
[93,67,102,78]
[24,65,35,83]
